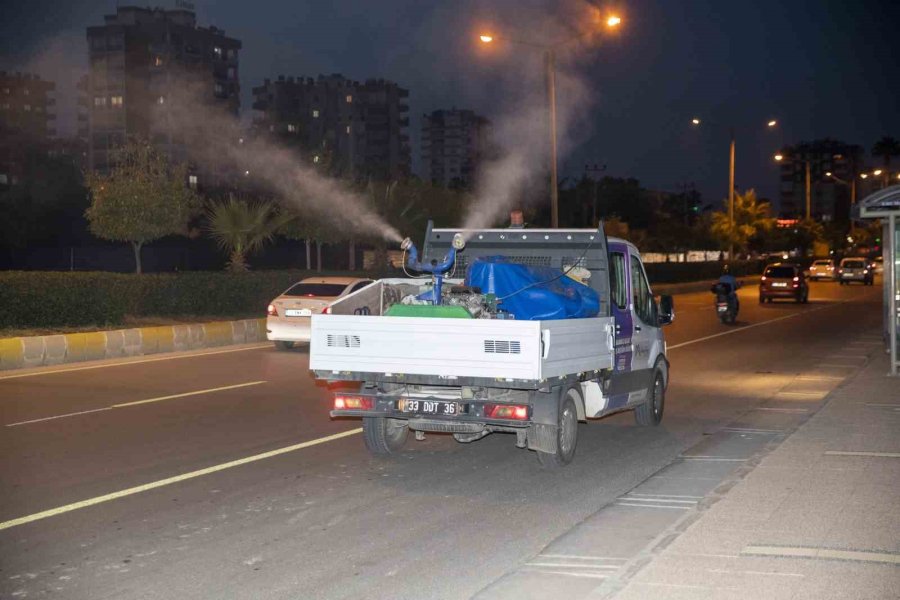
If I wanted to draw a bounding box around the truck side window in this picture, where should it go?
[630,256,656,325]
[610,252,627,309]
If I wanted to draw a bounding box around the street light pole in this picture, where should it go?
[728,129,735,259]
[546,49,559,228]
[805,160,811,220]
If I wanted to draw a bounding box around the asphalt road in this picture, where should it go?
[0,278,884,600]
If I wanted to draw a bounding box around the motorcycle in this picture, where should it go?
[711,281,740,324]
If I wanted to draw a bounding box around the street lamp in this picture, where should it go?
[480,13,622,228]
[692,117,779,258]
[774,152,811,220]
[825,171,857,205]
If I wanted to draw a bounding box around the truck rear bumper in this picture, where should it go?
[330,409,530,430]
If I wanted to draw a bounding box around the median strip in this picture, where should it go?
[0,428,363,531]
[5,381,267,427]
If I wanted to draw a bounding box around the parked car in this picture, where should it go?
[809,259,836,281]
[838,258,873,285]
[266,277,373,349]
[759,263,809,303]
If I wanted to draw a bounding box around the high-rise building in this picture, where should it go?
[251,74,410,180]
[0,71,56,186]
[421,109,491,189]
[84,6,241,176]
[777,139,862,222]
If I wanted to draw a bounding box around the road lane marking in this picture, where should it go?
[616,502,691,509]
[6,406,114,426]
[0,344,270,381]
[520,568,608,579]
[112,381,266,408]
[824,450,900,458]
[741,546,900,565]
[667,300,850,350]
[0,427,363,531]
[754,407,809,413]
[6,381,267,427]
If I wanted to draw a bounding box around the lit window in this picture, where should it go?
[346,95,352,103]
[0,174,7,185]
[111,95,123,108]
[214,83,224,95]
[154,56,163,67]
[346,125,351,134]
[313,155,320,163]
[312,109,319,118]
[287,124,297,133]
[23,104,31,111]
[214,46,223,57]
[188,174,198,188]
[94,96,106,107]
[157,96,165,104]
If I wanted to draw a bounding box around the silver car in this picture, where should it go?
[266,277,373,349]
[809,259,836,281]
[838,258,873,286]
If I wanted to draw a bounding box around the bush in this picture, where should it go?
[644,260,764,284]
[0,270,370,329]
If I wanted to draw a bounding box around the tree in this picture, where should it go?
[872,136,900,169]
[85,138,200,273]
[709,189,775,257]
[206,195,288,272]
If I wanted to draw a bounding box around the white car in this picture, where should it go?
[809,259,836,281]
[266,277,373,349]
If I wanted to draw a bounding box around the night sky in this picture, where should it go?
[2,0,899,208]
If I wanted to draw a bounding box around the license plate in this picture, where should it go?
[717,305,728,312]
[772,282,787,287]
[398,398,460,416]
[285,308,312,317]
[842,273,853,278]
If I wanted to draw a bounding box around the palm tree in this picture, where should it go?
[206,195,286,272]
[710,189,775,257]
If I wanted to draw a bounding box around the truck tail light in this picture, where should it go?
[267,303,277,316]
[334,394,373,410]
[484,403,530,420]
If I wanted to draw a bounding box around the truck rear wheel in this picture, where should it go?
[362,417,408,455]
[635,369,665,426]
[536,387,579,468]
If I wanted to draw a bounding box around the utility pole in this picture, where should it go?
[728,129,735,260]
[584,162,606,227]
[805,160,811,220]
[547,49,559,228]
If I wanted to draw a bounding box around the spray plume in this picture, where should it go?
[157,81,402,243]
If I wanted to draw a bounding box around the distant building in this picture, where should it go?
[251,74,410,180]
[777,139,862,222]
[421,109,491,188]
[0,71,56,186]
[84,6,241,179]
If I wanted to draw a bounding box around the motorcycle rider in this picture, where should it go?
[717,265,740,311]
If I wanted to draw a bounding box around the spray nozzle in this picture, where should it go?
[451,232,466,251]
[400,237,413,251]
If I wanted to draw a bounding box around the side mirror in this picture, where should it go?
[658,294,674,326]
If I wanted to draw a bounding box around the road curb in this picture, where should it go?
[0,318,267,371]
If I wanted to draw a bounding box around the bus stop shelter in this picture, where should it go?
[856,184,900,375]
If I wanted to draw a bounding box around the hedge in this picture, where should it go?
[0,261,764,329]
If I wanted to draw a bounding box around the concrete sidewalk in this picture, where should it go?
[478,331,899,599]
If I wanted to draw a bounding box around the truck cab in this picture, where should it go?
[310,224,673,468]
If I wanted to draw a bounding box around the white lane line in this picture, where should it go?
[0,428,363,531]
[540,554,627,561]
[824,451,900,458]
[667,301,850,350]
[112,381,266,408]
[526,562,620,570]
[754,407,809,413]
[5,381,267,427]
[866,403,900,408]
[706,568,804,578]
[520,568,608,579]
[6,406,114,427]
[680,457,746,462]
[721,427,784,433]
[627,493,703,499]
[616,502,690,509]
[0,344,270,381]
[742,546,900,565]
[619,497,698,504]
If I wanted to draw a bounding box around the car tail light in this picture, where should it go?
[864,269,869,274]
[760,276,767,281]
[793,276,799,282]
[267,303,277,316]
[323,306,332,314]
[334,394,373,410]
[484,403,530,420]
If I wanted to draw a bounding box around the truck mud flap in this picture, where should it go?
[527,423,558,453]
[408,419,485,434]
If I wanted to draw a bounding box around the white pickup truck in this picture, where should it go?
[310,224,674,467]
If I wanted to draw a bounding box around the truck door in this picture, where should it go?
[627,249,659,403]
[608,246,634,404]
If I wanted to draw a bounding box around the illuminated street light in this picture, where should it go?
[861,173,869,179]
[774,153,784,161]
[767,120,777,127]
[691,118,701,125]
[607,15,622,27]
[873,169,883,176]
[479,34,493,43]
[825,171,833,177]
